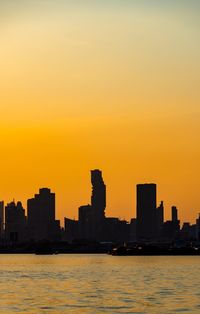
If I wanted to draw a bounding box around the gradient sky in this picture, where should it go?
[0,0,200,224]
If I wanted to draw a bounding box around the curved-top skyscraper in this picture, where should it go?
[91,169,106,221]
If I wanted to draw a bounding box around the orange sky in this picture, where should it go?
[0,1,200,225]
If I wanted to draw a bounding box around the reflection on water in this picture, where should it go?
[0,254,200,313]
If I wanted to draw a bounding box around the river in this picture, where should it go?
[0,254,199,313]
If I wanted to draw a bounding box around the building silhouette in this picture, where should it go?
[78,204,93,240]
[162,206,180,241]
[91,169,106,241]
[70,170,131,243]
[76,170,107,241]
[27,188,60,242]
[172,206,178,222]
[136,184,157,241]
[171,206,180,231]
[103,217,130,243]
[91,169,106,221]
[180,222,196,241]
[5,201,26,243]
[64,218,79,242]
[1,172,200,247]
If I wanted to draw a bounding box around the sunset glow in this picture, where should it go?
[1,0,200,224]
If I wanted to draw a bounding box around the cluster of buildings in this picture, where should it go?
[0,188,60,244]
[0,169,200,245]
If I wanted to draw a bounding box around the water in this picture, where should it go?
[0,254,200,313]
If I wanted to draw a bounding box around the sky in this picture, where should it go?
[0,0,200,224]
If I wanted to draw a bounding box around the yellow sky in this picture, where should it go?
[0,1,200,224]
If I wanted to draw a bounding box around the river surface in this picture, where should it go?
[0,254,199,313]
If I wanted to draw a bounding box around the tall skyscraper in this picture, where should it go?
[77,170,106,241]
[172,206,178,222]
[91,169,106,220]
[27,188,60,241]
[136,183,157,241]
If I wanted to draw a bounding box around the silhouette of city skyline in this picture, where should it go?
[0,169,200,247]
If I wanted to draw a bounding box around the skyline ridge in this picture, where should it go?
[1,169,200,245]
[1,169,199,225]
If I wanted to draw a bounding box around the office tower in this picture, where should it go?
[28,188,55,222]
[136,183,157,241]
[172,206,178,221]
[27,188,60,241]
[91,170,106,241]
[5,201,26,243]
[91,169,106,220]
[171,205,180,234]
[77,170,106,241]
[0,201,4,238]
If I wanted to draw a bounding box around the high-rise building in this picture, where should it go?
[172,206,178,222]
[91,170,106,241]
[77,170,106,241]
[136,183,157,241]
[91,169,106,220]
[27,188,60,241]
[5,201,26,243]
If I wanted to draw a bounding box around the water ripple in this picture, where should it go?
[0,255,199,313]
